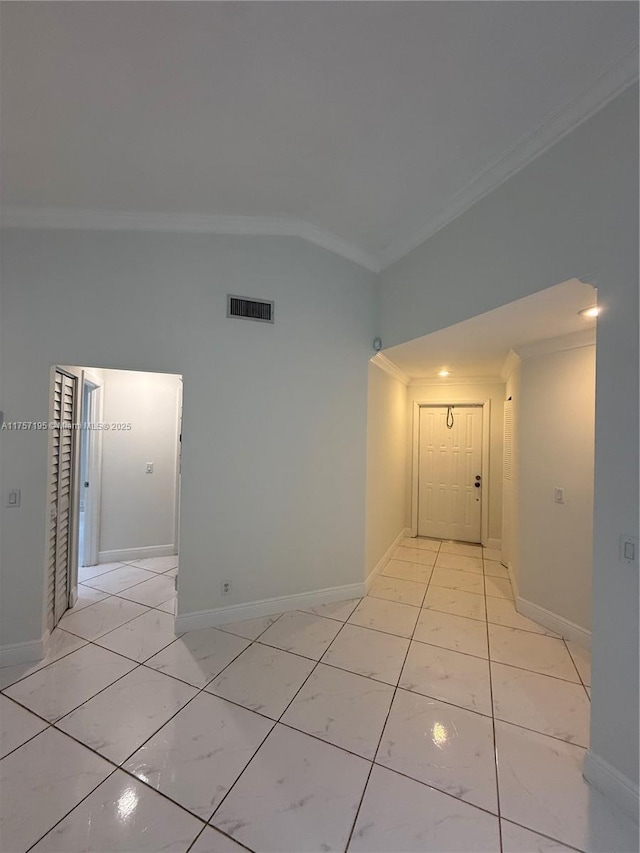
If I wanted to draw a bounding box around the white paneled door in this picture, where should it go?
[417,405,482,542]
[47,369,78,630]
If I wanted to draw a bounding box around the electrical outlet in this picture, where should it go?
[146,462,154,474]
[554,487,565,504]
[221,580,232,596]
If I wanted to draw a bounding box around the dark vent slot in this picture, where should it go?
[227,295,274,323]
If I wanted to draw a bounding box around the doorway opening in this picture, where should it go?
[46,365,183,630]
[365,275,597,645]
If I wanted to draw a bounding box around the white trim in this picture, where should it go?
[515,328,596,360]
[583,751,640,824]
[378,47,639,269]
[507,561,520,600]
[80,374,104,569]
[0,207,380,274]
[515,592,592,649]
[99,544,176,564]
[500,349,521,383]
[174,380,183,557]
[369,353,410,386]
[507,561,592,647]
[485,538,502,551]
[365,527,412,591]
[0,636,44,668]
[409,376,503,388]
[411,400,490,546]
[2,50,636,276]
[174,581,366,634]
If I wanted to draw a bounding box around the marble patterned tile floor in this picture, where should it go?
[1,548,637,853]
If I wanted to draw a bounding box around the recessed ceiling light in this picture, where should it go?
[438,369,450,377]
[578,305,600,318]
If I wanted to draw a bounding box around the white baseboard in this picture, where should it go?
[175,581,366,634]
[516,595,591,649]
[506,561,591,648]
[365,527,412,592]
[507,561,519,600]
[583,750,639,824]
[99,544,176,564]
[485,538,502,551]
[0,636,45,668]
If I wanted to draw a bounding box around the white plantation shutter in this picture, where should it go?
[47,370,77,629]
[503,401,513,482]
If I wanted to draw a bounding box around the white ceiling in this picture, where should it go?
[1,3,638,270]
[384,278,597,380]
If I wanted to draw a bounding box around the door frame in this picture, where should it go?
[411,399,491,545]
[80,371,104,571]
[174,378,183,557]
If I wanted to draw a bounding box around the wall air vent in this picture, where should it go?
[227,294,274,324]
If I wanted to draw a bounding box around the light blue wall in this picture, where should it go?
[0,233,376,645]
[379,85,639,791]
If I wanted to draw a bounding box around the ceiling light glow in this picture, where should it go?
[438,369,450,377]
[578,306,600,318]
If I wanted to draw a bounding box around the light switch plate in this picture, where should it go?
[621,536,639,565]
[6,489,21,508]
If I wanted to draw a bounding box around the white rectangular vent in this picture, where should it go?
[227,294,274,323]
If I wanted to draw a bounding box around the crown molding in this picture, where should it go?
[2,47,636,275]
[515,328,596,360]
[370,353,410,386]
[409,375,503,388]
[378,46,639,270]
[0,207,381,274]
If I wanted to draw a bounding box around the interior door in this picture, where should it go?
[417,405,482,542]
[47,369,78,630]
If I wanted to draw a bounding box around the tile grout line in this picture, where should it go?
[7,665,585,844]
[482,552,504,853]
[24,610,277,852]
[79,560,159,587]
[3,569,579,723]
[343,540,440,852]
[562,637,591,700]
[0,628,92,692]
[499,816,587,853]
[57,602,161,647]
[5,547,594,852]
[0,693,53,762]
[8,562,381,853]
[81,563,177,598]
[2,588,585,749]
[23,764,123,853]
[4,589,589,772]
[185,822,255,853]
[203,603,362,839]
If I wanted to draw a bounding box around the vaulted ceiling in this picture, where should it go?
[1,2,638,271]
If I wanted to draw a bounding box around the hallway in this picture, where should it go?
[0,544,635,852]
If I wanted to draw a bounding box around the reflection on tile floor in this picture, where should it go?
[1,549,636,852]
